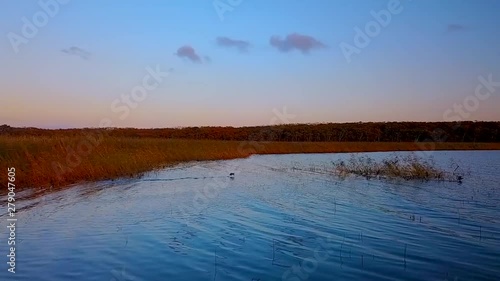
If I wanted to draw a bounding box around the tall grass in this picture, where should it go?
[0,135,495,192]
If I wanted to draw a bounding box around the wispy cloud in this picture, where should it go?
[175,45,203,63]
[61,46,91,60]
[270,33,325,54]
[216,36,250,52]
[446,24,467,33]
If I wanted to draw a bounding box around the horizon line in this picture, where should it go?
[3,120,500,131]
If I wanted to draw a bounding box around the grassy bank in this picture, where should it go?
[1,135,499,192]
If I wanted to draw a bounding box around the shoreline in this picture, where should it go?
[1,135,499,194]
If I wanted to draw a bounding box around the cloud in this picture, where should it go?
[270,33,325,54]
[175,45,202,63]
[61,46,91,60]
[446,24,467,33]
[216,36,250,52]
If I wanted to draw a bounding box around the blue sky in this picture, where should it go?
[1,0,500,128]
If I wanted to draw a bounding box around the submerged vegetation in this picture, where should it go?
[332,154,467,182]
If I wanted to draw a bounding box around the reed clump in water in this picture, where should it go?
[332,154,464,182]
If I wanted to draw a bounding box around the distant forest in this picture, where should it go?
[1,122,500,142]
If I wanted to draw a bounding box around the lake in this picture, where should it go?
[1,151,499,280]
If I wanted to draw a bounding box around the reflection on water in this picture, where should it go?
[0,151,499,281]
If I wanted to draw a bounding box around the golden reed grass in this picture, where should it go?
[1,134,499,193]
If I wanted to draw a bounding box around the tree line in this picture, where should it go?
[1,121,499,142]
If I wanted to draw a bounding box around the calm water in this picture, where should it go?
[1,151,499,281]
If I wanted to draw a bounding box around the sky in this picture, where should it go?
[1,0,500,128]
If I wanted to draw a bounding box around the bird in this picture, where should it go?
[229,173,235,177]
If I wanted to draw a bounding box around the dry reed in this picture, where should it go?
[1,134,496,192]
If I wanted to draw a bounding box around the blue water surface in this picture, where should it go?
[1,151,499,281]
